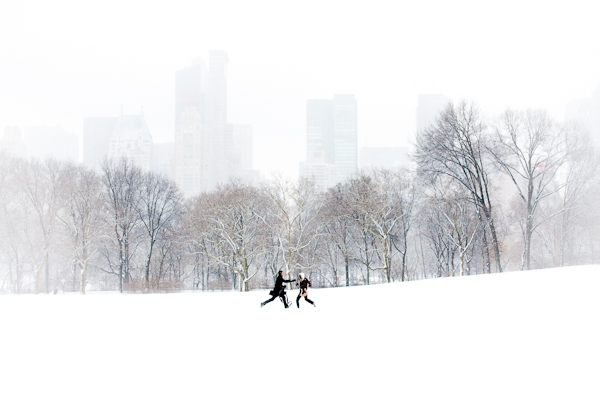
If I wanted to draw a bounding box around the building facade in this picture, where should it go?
[228,124,259,184]
[300,151,337,192]
[152,142,175,179]
[332,94,358,184]
[302,94,357,189]
[174,51,248,196]
[0,126,27,158]
[306,99,334,165]
[107,112,153,171]
[175,107,205,195]
[83,117,118,168]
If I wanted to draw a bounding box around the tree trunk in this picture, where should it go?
[81,265,87,295]
[345,255,349,287]
[72,261,77,292]
[45,251,50,294]
[124,239,130,285]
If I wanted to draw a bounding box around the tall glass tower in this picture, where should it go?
[304,94,357,186]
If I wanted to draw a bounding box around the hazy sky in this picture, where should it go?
[1,0,599,178]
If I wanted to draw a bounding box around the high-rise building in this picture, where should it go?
[174,51,238,195]
[152,142,174,179]
[208,51,230,187]
[175,59,207,125]
[306,99,334,165]
[175,58,210,195]
[302,94,357,188]
[566,84,600,146]
[416,94,451,133]
[107,111,153,171]
[229,124,260,185]
[83,117,118,168]
[332,94,358,184]
[230,124,253,172]
[0,126,26,158]
[175,107,205,195]
[299,151,337,192]
[83,109,151,170]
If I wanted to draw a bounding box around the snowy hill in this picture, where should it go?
[1,265,599,400]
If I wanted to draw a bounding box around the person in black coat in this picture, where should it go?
[295,272,315,308]
[261,270,295,308]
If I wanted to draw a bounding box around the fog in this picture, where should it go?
[1,0,599,178]
[2,7,600,398]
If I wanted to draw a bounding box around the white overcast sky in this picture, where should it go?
[1,0,599,178]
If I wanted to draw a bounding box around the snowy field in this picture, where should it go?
[1,265,599,400]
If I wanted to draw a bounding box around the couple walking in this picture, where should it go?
[260,270,316,308]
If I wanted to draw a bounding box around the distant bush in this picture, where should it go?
[123,279,185,293]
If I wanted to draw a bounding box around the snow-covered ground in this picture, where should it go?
[1,265,599,400]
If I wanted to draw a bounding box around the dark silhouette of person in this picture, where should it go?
[295,272,315,308]
[261,270,295,308]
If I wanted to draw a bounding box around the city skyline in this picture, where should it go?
[1,1,599,180]
[302,94,358,187]
[174,51,231,195]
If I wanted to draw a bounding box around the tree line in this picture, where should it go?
[1,101,598,294]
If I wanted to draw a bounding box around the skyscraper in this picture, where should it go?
[83,117,118,168]
[306,99,334,164]
[174,51,235,195]
[229,124,260,185]
[230,124,253,172]
[299,151,337,192]
[332,94,358,184]
[0,126,26,158]
[107,111,153,171]
[208,50,229,187]
[152,142,174,179]
[83,109,151,170]
[175,59,207,124]
[302,94,357,187]
[175,107,204,195]
[175,58,209,195]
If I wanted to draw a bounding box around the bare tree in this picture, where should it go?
[345,170,405,283]
[344,176,377,284]
[534,123,600,268]
[416,101,502,273]
[187,181,270,291]
[101,157,143,293]
[428,177,480,276]
[558,124,599,267]
[421,202,456,278]
[134,171,183,287]
[57,163,105,294]
[0,153,27,293]
[14,158,67,293]
[263,175,324,283]
[322,183,355,286]
[388,168,417,282]
[491,109,568,270]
